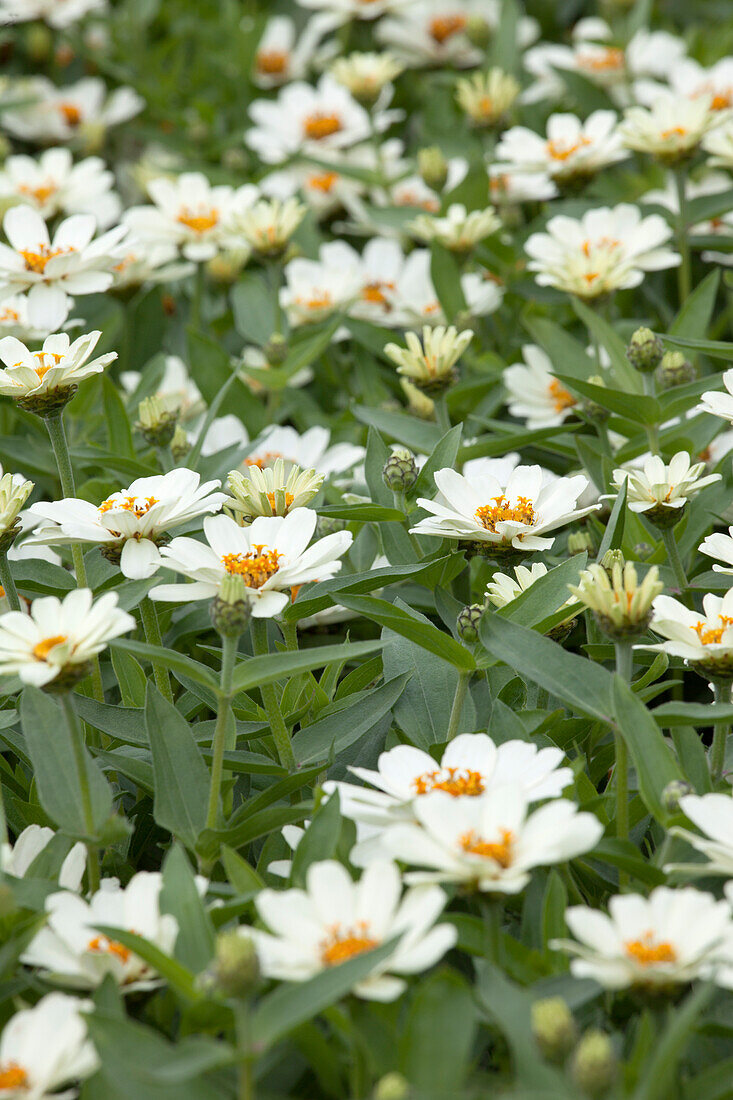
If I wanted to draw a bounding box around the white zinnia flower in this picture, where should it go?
[611,451,720,525]
[525,204,679,300]
[242,424,364,480]
[665,56,733,112]
[383,787,603,893]
[495,110,626,182]
[669,793,733,877]
[226,460,324,522]
[702,118,733,169]
[504,344,577,428]
[698,368,733,423]
[2,825,85,892]
[376,0,537,69]
[110,239,194,289]
[0,329,115,403]
[456,68,520,127]
[253,14,332,88]
[488,165,557,205]
[637,590,733,674]
[120,353,203,422]
[22,872,180,990]
[280,253,362,327]
[385,325,473,391]
[0,206,127,329]
[0,148,121,229]
[0,992,98,1099]
[230,196,306,257]
[0,464,33,533]
[408,203,500,252]
[0,588,134,688]
[0,292,70,341]
[150,509,352,617]
[28,468,227,580]
[411,464,596,553]
[700,526,733,575]
[330,52,404,102]
[249,859,456,1001]
[0,76,143,145]
[486,561,579,622]
[555,886,733,990]
[0,0,105,25]
[297,0,415,19]
[619,92,723,161]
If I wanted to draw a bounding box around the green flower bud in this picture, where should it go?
[373,1072,411,1100]
[568,531,595,556]
[316,515,346,538]
[212,930,260,999]
[600,549,625,575]
[17,385,78,419]
[264,334,289,367]
[655,351,696,390]
[571,1030,616,1097]
[210,574,252,638]
[578,375,610,423]
[417,146,448,192]
[136,396,177,448]
[170,425,190,463]
[626,327,664,374]
[25,23,52,63]
[662,779,694,814]
[456,603,484,643]
[383,447,418,492]
[531,997,577,1064]
[633,542,653,560]
[465,14,491,48]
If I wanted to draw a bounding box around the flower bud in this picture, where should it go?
[136,396,178,448]
[373,1072,410,1100]
[571,1030,616,1097]
[465,14,491,48]
[456,603,484,643]
[210,574,252,638]
[383,447,418,493]
[400,379,435,419]
[264,333,288,367]
[0,467,33,544]
[17,385,78,419]
[227,459,323,523]
[655,351,696,390]
[578,375,610,423]
[212,930,260,998]
[206,248,248,285]
[633,542,653,560]
[531,997,577,1064]
[600,549,625,575]
[25,22,52,63]
[568,531,595,556]
[316,515,346,538]
[456,68,519,128]
[626,327,664,374]
[418,146,449,192]
[386,326,472,395]
[170,425,190,463]
[662,779,694,814]
[570,560,663,640]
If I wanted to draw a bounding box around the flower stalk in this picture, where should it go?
[61,693,100,895]
[252,617,296,770]
[139,595,174,703]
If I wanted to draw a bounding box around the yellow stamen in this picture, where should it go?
[0,308,19,323]
[660,126,687,140]
[295,291,333,312]
[20,245,70,274]
[98,494,159,518]
[475,494,536,532]
[221,545,281,588]
[693,617,733,645]
[320,922,378,966]
[87,934,131,964]
[245,450,286,469]
[303,113,342,141]
[267,491,294,510]
[177,207,219,233]
[18,181,57,205]
[576,47,624,73]
[33,634,67,661]
[546,136,591,161]
[429,14,467,43]
[256,49,289,75]
[307,170,340,194]
[624,933,677,967]
[413,767,485,797]
[0,1063,28,1089]
[548,378,576,412]
[361,280,395,308]
[459,827,514,867]
[58,102,82,126]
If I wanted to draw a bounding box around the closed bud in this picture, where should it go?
[383,447,418,492]
[212,930,260,998]
[373,1072,410,1100]
[531,997,577,1063]
[571,1030,616,1097]
[457,603,484,643]
[79,120,106,156]
[465,14,491,48]
[600,549,625,575]
[210,574,252,638]
[418,146,448,192]
[655,350,696,390]
[170,425,190,463]
[662,779,694,814]
[400,378,435,418]
[264,333,288,366]
[568,531,595,555]
[25,22,52,63]
[206,248,248,285]
[626,327,664,373]
[570,560,662,640]
[136,396,178,448]
[579,375,610,423]
[633,542,653,560]
[316,515,346,537]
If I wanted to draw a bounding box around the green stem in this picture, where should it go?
[712,681,730,783]
[614,644,631,878]
[280,621,298,651]
[641,374,662,456]
[235,1004,255,1100]
[673,167,692,307]
[205,633,238,832]
[435,395,451,434]
[61,694,100,894]
[0,551,19,611]
[661,526,689,593]
[446,671,469,741]
[139,596,173,702]
[267,259,283,336]
[480,896,503,964]
[191,262,205,329]
[252,618,296,770]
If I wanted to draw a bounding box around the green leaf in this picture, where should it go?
[412,423,463,499]
[92,926,201,1001]
[595,477,627,561]
[336,595,476,670]
[660,334,733,361]
[316,503,405,523]
[145,684,209,850]
[111,649,148,709]
[632,983,715,1100]
[111,639,220,693]
[290,791,341,886]
[497,555,585,631]
[292,674,409,765]
[611,676,685,825]
[430,243,467,321]
[160,843,215,973]
[556,373,660,425]
[400,968,477,1094]
[102,375,134,459]
[230,640,384,693]
[572,297,641,391]
[231,271,276,344]
[669,269,720,339]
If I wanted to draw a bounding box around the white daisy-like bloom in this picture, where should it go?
[242,424,365,480]
[0,330,116,401]
[637,590,733,671]
[0,464,32,533]
[226,460,324,522]
[555,886,733,990]
[280,253,362,327]
[0,0,105,26]
[700,526,733,575]
[110,238,194,290]
[0,992,98,1100]
[487,561,564,608]
[331,51,404,104]
[611,451,720,523]
[526,203,679,300]
[0,207,127,330]
[619,91,723,162]
[261,160,366,219]
[698,368,733,424]
[22,872,180,990]
[488,165,557,205]
[0,76,143,145]
[668,794,733,877]
[0,149,121,229]
[641,172,733,239]
[495,110,626,183]
[296,0,416,20]
[504,344,577,429]
[385,325,473,390]
[702,118,733,169]
[28,468,227,580]
[229,196,306,257]
[1,825,85,892]
[456,68,520,127]
[327,733,572,858]
[376,0,537,69]
[0,588,135,688]
[0,292,71,341]
[123,174,257,262]
[407,203,501,252]
[385,247,503,327]
[150,509,352,617]
[382,786,602,893]
[248,859,457,1002]
[245,75,392,166]
[411,464,596,553]
[664,56,733,112]
[252,13,334,88]
[292,238,416,327]
[120,354,204,422]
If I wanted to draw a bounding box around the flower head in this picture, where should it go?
[698,368,733,423]
[638,590,733,679]
[231,196,306,258]
[384,325,473,393]
[504,344,577,429]
[0,148,120,228]
[569,560,663,639]
[668,793,733,878]
[407,203,500,252]
[496,110,626,182]
[0,464,33,538]
[699,525,733,575]
[619,92,724,162]
[0,76,143,145]
[330,52,404,104]
[0,330,115,413]
[0,993,98,1099]
[611,451,720,527]
[226,459,324,522]
[456,68,520,126]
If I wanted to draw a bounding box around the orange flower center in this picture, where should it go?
[581,237,620,257]
[256,49,289,75]
[320,922,378,966]
[303,113,343,141]
[413,767,485,797]
[660,126,688,140]
[245,450,286,469]
[693,617,733,645]
[361,280,395,308]
[548,378,576,412]
[58,102,82,125]
[577,47,624,73]
[99,494,159,518]
[0,308,19,323]
[177,207,219,233]
[459,827,514,867]
[87,934,132,963]
[624,933,677,967]
[307,170,340,194]
[222,545,281,587]
[266,491,294,510]
[32,634,68,661]
[20,245,71,274]
[546,136,591,162]
[0,1063,28,1089]
[711,90,733,110]
[394,189,440,212]
[429,14,467,43]
[295,291,333,312]
[18,181,58,205]
[31,350,63,379]
[475,494,536,532]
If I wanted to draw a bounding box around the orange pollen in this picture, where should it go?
[99,494,159,518]
[58,102,82,125]
[256,49,289,75]
[581,236,620,257]
[18,181,57,205]
[320,922,378,967]
[267,491,294,510]
[429,14,467,43]
[32,350,63,379]
[413,767,485,797]
[177,207,219,233]
[693,616,733,645]
[490,173,510,195]
[20,244,71,274]
[307,170,339,193]
[546,135,591,161]
[245,450,285,469]
[624,933,677,967]
[303,113,342,140]
[712,90,733,110]
[475,494,536,532]
[221,545,281,587]
[459,827,514,867]
[395,189,440,212]
[0,308,19,323]
[577,47,625,73]
[87,934,131,964]
[32,634,68,661]
[548,378,576,412]
[361,280,395,307]
[0,1063,28,1089]
[113,253,138,273]
[296,291,333,311]
[660,126,687,140]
